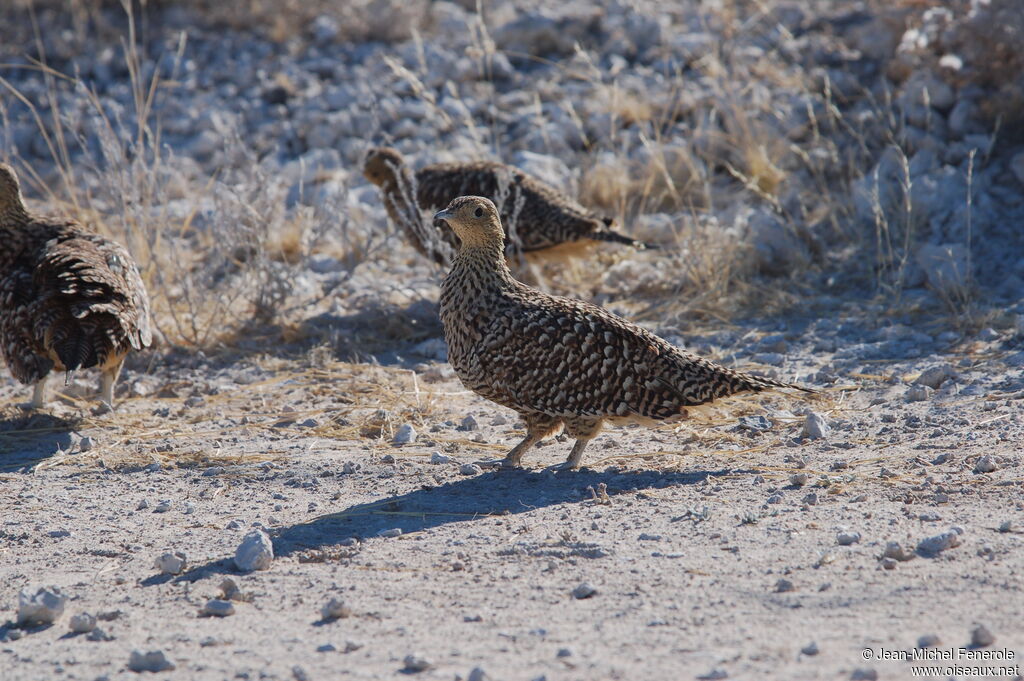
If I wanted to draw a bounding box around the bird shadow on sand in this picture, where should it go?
[0,410,83,469]
[171,466,746,584]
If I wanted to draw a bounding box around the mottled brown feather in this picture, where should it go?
[436,196,812,470]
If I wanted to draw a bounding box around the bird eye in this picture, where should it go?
[474,207,483,218]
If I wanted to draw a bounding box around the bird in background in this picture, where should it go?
[434,195,814,471]
[0,163,152,411]
[363,146,656,270]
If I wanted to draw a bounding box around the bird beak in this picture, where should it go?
[433,208,451,222]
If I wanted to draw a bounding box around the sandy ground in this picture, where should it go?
[1,325,1022,681]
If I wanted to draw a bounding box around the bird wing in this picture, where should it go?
[474,290,791,420]
[32,230,152,360]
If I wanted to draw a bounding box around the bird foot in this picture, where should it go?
[544,461,582,473]
[92,401,115,415]
[18,402,42,412]
[473,458,522,471]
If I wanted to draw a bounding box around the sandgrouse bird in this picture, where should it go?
[435,196,813,471]
[363,146,653,268]
[0,163,152,410]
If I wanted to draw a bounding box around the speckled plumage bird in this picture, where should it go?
[435,196,813,471]
[363,147,653,268]
[0,164,152,410]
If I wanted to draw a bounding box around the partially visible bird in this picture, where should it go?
[0,163,152,410]
[434,196,814,471]
[363,147,654,268]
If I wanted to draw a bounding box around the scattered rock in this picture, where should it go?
[402,654,432,673]
[200,599,235,617]
[154,551,187,575]
[153,500,172,513]
[789,473,809,487]
[380,453,396,464]
[801,412,830,440]
[918,634,941,648]
[914,365,955,389]
[774,578,795,593]
[998,520,1014,533]
[429,451,451,464]
[79,436,94,452]
[128,650,175,673]
[974,455,999,473]
[87,627,114,642]
[850,668,878,681]
[219,578,248,602]
[738,415,772,432]
[234,530,274,572]
[917,528,963,557]
[572,582,597,599]
[883,542,916,562]
[906,385,933,402]
[556,648,572,658]
[377,528,402,538]
[17,586,67,626]
[971,624,995,648]
[458,415,479,431]
[460,463,483,476]
[837,531,861,546]
[393,424,417,445]
[468,668,490,681]
[69,612,97,633]
[801,641,819,656]
[320,598,352,620]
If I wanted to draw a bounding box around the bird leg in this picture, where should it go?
[474,413,562,470]
[97,357,125,413]
[26,377,48,409]
[545,417,603,472]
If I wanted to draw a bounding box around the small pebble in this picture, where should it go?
[17,586,67,626]
[837,531,861,546]
[234,530,274,572]
[774,578,795,593]
[932,452,952,465]
[403,654,432,672]
[69,612,97,633]
[801,412,830,440]
[460,463,482,476]
[392,424,417,445]
[219,578,245,601]
[883,541,916,562]
[998,520,1014,533]
[789,473,809,487]
[971,624,995,648]
[292,666,309,681]
[429,451,451,464]
[801,641,819,656]
[153,500,172,513]
[377,527,402,538]
[556,648,572,658]
[802,493,818,506]
[572,582,597,599]
[974,455,998,473]
[320,598,351,620]
[380,453,396,464]
[917,528,963,557]
[458,415,479,431]
[200,599,235,618]
[154,551,187,575]
[136,500,150,511]
[697,670,729,680]
[917,634,941,648]
[87,627,114,642]
[850,669,877,681]
[468,668,490,681]
[317,643,336,653]
[79,436,94,452]
[128,650,175,673]
[905,385,932,402]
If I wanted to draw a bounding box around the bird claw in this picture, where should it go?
[544,461,581,473]
[93,401,114,415]
[473,458,521,471]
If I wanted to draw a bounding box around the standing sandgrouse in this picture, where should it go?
[0,163,152,410]
[435,196,813,471]
[363,147,653,268]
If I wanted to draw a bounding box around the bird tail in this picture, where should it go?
[737,372,817,396]
[593,217,659,250]
[49,320,98,375]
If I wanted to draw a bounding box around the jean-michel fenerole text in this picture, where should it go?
[875,648,1016,662]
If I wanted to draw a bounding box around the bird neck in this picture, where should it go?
[451,240,515,287]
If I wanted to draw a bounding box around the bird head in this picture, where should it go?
[433,196,504,250]
[362,147,405,188]
[0,163,27,216]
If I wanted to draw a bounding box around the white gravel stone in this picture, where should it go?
[153,500,172,513]
[128,650,175,673]
[917,528,963,557]
[234,530,274,572]
[789,473,809,487]
[837,531,861,546]
[200,599,235,617]
[905,385,932,402]
[377,527,402,538]
[79,436,94,452]
[154,551,187,575]
[320,598,351,620]
[974,455,998,473]
[458,415,479,431]
[402,654,432,672]
[69,612,97,633]
[572,582,597,599]
[914,365,955,389]
[460,463,483,476]
[17,586,67,626]
[429,451,451,464]
[801,412,830,440]
[393,424,417,445]
[971,624,995,648]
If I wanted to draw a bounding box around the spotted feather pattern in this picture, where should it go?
[1,212,152,387]
[437,196,811,468]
